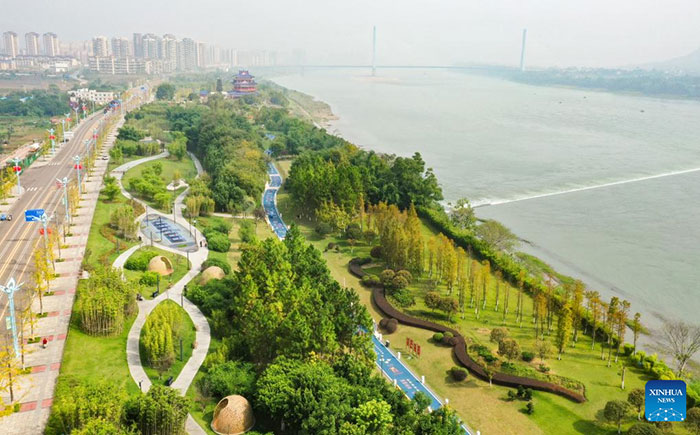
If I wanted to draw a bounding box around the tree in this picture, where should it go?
[352,399,393,434]
[627,388,644,420]
[535,339,551,361]
[627,423,661,435]
[661,320,700,376]
[490,327,509,344]
[0,342,22,403]
[198,360,256,398]
[109,205,138,240]
[498,338,521,361]
[48,380,127,433]
[117,125,145,142]
[687,407,700,435]
[475,220,519,251]
[425,292,441,312]
[155,83,176,100]
[603,400,629,434]
[632,312,642,355]
[449,198,476,230]
[102,176,120,202]
[555,304,573,359]
[32,247,51,314]
[124,385,190,435]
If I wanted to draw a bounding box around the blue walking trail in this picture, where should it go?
[264,163,287,239]
[372,333,473,434]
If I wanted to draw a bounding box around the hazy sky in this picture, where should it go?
[2,0,700,67]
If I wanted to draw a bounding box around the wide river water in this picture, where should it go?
[269,68,700,335]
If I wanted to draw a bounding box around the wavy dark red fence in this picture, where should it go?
[350,260,586,403]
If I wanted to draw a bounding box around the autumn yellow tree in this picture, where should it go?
[32,248,52,314]
[0,342,23,403]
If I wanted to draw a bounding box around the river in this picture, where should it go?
[268,68,700,341]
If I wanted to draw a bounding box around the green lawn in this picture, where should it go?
[122,154,197,212]
[122,246,191,300]
[55,290,139,396]
[140,300,197,386]
[274,185,688,435]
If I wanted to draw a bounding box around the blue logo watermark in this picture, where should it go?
[645,380,686,422]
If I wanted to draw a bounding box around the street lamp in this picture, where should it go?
[47,128,56,154]
[73,155,83,195]
[0,278,22,358]
[56,177,70,226]
[11,157,22,195]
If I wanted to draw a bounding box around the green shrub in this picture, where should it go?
[198,361,256,398]
[521,351,535,362]
[361,274,381,287]
[206,231,231,252]
[211,219,232,235]
[450,367,468,381]
[139,271,159,286]
[433,333,444,343]
[525,401,534,415]
[623,343,634,356]
[523,388,533,401]
[370,246,383,258]
[344,223,363,240]
[238,220,255,243]
[201,258,231,275]
[389,289,415,308]
[627,423,661,435]
[124,249,158,271]
[315,222,332,237]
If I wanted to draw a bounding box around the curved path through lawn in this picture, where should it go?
[111,152,210,435]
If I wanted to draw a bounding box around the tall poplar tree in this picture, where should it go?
[556,304,573,360]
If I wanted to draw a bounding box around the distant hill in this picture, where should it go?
[644,47,700,75]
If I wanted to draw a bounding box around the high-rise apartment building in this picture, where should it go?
[92,36,109,56]
[162,34,177,64]
[111,37,130,58]
[3,31,19,58]
[25,32,40,56]
[132,33,143,58]
[179,38,197,71]
[142,33,162,59]
[43,32,60,56]
[197,41,207,68]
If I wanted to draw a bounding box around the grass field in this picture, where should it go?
[140,300,197,386]
[274,183,688,435]
[122,246,191,300]
[56,306,139,397]
[122,154,197,212]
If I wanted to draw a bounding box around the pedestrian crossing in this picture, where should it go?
[25,186,40,192]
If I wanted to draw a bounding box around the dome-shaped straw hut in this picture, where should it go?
[211,395,255,435]
[200,266,225,285]
[147,256,173,276]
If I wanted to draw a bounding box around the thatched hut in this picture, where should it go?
[211,395,255,435]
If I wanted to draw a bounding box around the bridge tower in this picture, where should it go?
[520,28,527,72]
[372,26,377,77]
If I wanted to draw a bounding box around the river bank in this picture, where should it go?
[265,72,700,372]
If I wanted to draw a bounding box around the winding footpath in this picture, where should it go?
[262,162,474,434]
[111,153,210,435]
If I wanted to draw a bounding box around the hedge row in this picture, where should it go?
[349,258,586,403]
[417,206,615,344]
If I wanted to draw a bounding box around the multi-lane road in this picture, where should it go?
[0,87,147,324]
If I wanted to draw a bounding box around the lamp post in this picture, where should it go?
[39,212,52,265]
[47,128,56,154]
[84,139,91,175]
[0,278,22,358]
[61,113,69,145]
[73,155,82,195]
[11,157,22,195]
[193,219,197,245]
[57,177,70,226]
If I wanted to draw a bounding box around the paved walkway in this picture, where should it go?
[113,152,210,435]
[263,162,288,239]
[0,113,126,434]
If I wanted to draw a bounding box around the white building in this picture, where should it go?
[25,32,40,56]
[69,88,116,105]
[3,32,18,58]
[43,33,60,56]
[92,36,109,57]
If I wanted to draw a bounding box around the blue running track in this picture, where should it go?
[264,162,287,239]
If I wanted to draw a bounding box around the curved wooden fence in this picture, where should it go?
[349,260,586,403]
